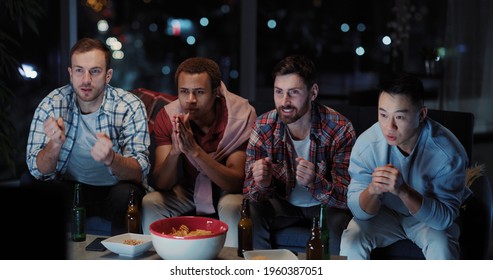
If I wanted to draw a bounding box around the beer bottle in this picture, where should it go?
[126,189,141,233]
[237,198,253,257]
[306,216,322,260]
[71,183,86,242]
[320,204,330,260]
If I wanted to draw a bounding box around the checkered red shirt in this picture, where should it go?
[243,102,356,209]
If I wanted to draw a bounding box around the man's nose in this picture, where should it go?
[281,92,291,105]
[385,118,397,130]
[83,71,92,83]
[186,92,197,103]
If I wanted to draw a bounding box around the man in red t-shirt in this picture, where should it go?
[142,57,256,247]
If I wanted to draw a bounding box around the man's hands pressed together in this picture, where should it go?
[172,113,201,157]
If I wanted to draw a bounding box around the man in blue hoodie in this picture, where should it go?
[340,73,471,259]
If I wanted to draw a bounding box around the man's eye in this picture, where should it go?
[289,90,301,95]
[90,69,102,75]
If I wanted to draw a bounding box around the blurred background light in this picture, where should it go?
[97,20,109,32]
[340,23,350,32]
[382,35,392,45]
[112,50,124,60]
[18,63,38,79]
[161,65,171,75]
[149,23,158,32]
[167,18,193,37]
[267,19,277,29]
[357,23,366,32]
[186,36,196,45]
[200,17,209,27]
[229,69,239,79]
[355,46,365,56]
[220,5,230,14]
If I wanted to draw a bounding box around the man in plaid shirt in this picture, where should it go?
[243,55,356,255]
[24,38,150,235]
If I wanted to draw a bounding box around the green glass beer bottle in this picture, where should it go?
[71,183,86,242]
[320,204,330,259]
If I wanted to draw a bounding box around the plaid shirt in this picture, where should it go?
[26,84,150,185]
[243,102,356,209]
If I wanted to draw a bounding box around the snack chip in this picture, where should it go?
[167,224,213,237]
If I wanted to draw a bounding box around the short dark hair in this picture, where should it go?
[272,55,318,88]
[174,57,222,91]
[70,38,111,69]
[379,73,424,107]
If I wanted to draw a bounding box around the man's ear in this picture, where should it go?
[310,83,319,101]
[419,106,428,123]
[105,69,113,83]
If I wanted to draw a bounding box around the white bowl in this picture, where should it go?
[244,249,298,260]
[101,233,153,257]
[149,216,228,260]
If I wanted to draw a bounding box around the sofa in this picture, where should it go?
[90,88,493,260]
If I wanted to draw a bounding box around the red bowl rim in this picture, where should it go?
[149,216,229,240]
